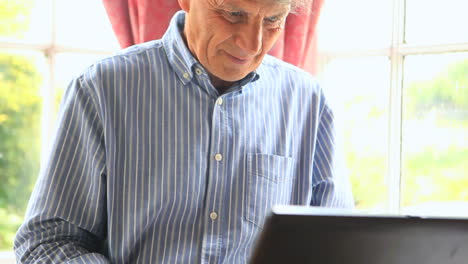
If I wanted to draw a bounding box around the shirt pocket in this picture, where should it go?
[245,153,296,228]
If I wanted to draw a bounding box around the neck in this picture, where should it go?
[208,74,235,92]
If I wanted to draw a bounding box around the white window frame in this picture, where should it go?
[316,0,468,213]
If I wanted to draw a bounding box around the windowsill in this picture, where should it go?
[401,201,468,218]
[0,251,15,264]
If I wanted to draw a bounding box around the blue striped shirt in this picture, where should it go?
[15,11,353,264]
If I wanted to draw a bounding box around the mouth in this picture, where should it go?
[224,51,249,65]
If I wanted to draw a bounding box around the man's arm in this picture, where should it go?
[14,74,110,263]
[311,100,354,208]
[14,218,109,263]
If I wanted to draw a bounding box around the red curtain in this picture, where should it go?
[102,0,324,74]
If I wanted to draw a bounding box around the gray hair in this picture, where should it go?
[280,0,314,14]
[294,0,314,13]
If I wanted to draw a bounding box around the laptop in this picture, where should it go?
[249,205,468,264]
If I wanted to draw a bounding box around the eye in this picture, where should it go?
[264,16,284,30]
[265,16,280,23]
[222,10,244,23]
[229,11,242,17]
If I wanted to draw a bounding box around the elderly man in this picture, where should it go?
[14,0,353,263]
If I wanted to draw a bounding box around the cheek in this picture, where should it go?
[207,19,237,47]
[203,23,229,53]
[263,30,283,50]
[250,31,282,64]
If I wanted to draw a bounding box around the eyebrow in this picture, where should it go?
[218,3,289,19]
[218,3,245,12]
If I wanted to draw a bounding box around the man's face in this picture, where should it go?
[181,0,290,84]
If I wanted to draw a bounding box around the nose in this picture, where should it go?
[234,22,263,57]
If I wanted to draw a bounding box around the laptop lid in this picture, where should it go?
[249,205,468,264]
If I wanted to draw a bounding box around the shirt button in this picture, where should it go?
[183,72,190,79]
[210,212,218,221]
[195,68,203,75]
[216,98,223,105]
[215,154,223,161]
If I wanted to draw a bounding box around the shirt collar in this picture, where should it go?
[162,11,198,85]
[162,11,259,87]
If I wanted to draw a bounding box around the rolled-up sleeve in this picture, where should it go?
[14,74,109,263]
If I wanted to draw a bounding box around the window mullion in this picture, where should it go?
[399,42,468,55]
[387,0,405,214]
[39,48,55,166]
[39,0,57,165]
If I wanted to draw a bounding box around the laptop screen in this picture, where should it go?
[249,205,468,264]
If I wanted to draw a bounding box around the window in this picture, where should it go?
[402,53,468,214]
[0,0,118,259]
[1,0,467,261]
[317,0,468,214]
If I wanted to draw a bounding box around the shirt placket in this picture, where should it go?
[199,73,229,264]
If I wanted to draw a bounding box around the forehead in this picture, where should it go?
[210,0,291,13]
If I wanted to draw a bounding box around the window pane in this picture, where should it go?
[0,50,46,250]
[320,57,390,211]
[56,0,119,50]
[0,0,52,43]
[318,0,392,51]
[402,53,468,217]
[405,0,468,44]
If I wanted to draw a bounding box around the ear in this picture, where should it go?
[178,0,190,12]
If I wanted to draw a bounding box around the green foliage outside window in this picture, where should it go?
[0,0,33,38]
[348,58,468,210]
[406,60,468,116]
[402,59,468,208]
[0,0,40,250]
[0,53,42,250]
